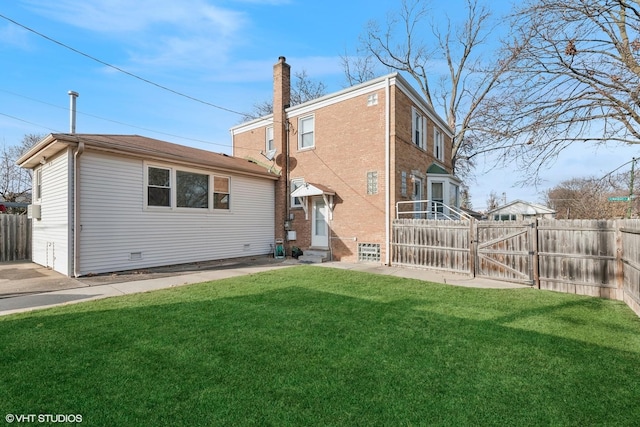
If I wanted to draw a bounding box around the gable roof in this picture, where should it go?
[17,134,278,180]
[487,199,556,215]
[230,72,452,138]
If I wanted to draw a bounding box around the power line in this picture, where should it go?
[0,13,247,117]
[0,112,62,133]
[0,88,235,150]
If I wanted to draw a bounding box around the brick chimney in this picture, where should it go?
[273,56,291,248]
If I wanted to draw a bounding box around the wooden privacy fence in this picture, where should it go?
[392,218,640,316]
[0,214,31,262]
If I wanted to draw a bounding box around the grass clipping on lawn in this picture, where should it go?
[1,265,640,426]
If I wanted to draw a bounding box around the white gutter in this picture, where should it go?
[385,76,391,266]
[73,141,85,278]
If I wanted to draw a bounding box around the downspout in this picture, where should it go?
[385,76,391,266]
[285,119,290,228]
[73,141,84,278]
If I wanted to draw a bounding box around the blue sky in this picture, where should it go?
[1,0,639,210]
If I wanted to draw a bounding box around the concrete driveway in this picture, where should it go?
[0,262,88,299]
[0,256,289,299]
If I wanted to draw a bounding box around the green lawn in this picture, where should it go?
[2,266,640,426]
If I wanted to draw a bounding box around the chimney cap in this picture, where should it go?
[68,90,79,97]
[278,56,286,63]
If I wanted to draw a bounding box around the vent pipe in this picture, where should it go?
[68,90,79,133]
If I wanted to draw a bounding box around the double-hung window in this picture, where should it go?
[298,116,314,149]
[148,167,171,207]
[265,126,275,153]
[34,168,42,201]
[434,128,444,161]
[411,107,426,150]
[213,176,230,210]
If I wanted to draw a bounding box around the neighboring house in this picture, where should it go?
[488,200,556,221]
[231,57,461,264]
[17,134,278,277]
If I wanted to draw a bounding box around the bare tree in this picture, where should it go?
[341,49,378,87]
[485,190,501,211]
[545,173,638,219]
[0,134,41,205]
[481,0,640,181]
[344,0,520,179]
[242,70,327,121]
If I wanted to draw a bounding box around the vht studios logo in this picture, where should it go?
[5,413,83,423]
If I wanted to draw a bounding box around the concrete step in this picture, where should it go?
[298,249,330,264]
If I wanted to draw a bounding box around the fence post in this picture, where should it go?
[469,218,477,277]
[615,220,624,300]
[532,218,540,289]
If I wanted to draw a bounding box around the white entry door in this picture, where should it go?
[311,197,329,248]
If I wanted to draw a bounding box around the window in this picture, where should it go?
[146,165,231,211]
[367,93,378,106]
[358,243,381,262]
[412,107,426,149]
[298,116,314,149]
[431,182,444,215]
[291,178,304,208]
[434,129,444,161]
[213,176,230,210]
[449,183,459,208]
[148,167,171,207]
[401,171,407,197]
[34,168,42,200]
[265,126,275,152]
[177,171,208,209]
[495,214,516,221]
[367,171,378,195]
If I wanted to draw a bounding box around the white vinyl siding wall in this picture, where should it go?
[77,152,275,275]
[31,149,72,275]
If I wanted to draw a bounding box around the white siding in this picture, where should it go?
[77,151,275,275]
[32,149,72,275]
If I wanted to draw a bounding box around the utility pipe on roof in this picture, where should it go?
[68,91,79,133]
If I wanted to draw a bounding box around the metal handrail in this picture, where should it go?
[396,200,472,221]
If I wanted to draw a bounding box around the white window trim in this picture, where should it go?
[291,178,305,208]
[411,107,426,150]
[213,175,231,211]
[144,162,232,213]
[34,168,42,201]
[146,165,172,209]
[426,175,462,217]
[298,115,315,150]
[265,126,275,153]
[434,128,444,161]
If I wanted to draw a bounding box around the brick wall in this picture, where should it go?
[231,72,454,263]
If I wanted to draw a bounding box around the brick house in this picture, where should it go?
[231,57,461,264]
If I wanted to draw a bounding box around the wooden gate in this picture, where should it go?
[475,221,536,285]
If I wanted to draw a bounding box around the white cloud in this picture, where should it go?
[0,23,31,49]
[22,0,248,69]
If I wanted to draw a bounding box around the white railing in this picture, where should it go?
[395,200,472,221]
